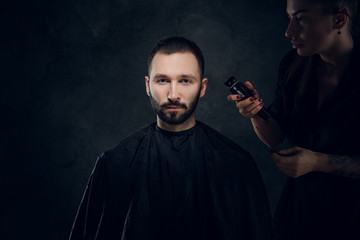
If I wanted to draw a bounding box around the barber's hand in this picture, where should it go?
[271,146,324,178]
[226,81,264,119]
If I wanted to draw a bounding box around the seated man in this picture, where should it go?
[69,36,272,240]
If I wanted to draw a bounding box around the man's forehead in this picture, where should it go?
[152,51,197,62]
[149,52,201,78]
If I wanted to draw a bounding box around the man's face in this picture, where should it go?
[145,52,207,126]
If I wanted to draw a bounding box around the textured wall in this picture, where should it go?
[2,0,291,239]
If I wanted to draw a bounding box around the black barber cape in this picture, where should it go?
[69,122,272,240]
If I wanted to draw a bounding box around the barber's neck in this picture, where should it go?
[319,32,354,70]
[157,113,196,132]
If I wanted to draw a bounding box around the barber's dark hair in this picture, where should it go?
[148,36,205,78]
[285,0,359,95]
[312,0,359,34]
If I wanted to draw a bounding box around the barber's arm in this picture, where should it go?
[271,146,360,179]
[227,81,285,147]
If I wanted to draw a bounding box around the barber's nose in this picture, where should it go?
[168,82,180,102]
[285,19,298,38]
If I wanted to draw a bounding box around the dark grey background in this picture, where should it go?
[2,0,291,239]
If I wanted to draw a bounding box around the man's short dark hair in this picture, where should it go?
[148,36,205,78]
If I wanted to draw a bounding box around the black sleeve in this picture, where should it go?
[69,154,108,240]
[268,49,297,131]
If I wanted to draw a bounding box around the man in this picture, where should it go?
[69,36,272,240]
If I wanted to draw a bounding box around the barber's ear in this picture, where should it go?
[334,7,350,29]
[199,78,208,98]
[145,76,150,96]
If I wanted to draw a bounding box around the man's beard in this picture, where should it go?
[149,90,201,125]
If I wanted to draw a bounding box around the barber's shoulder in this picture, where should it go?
[279,49,298,69]
[277,49,299,86]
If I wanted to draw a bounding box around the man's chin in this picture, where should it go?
[163,109,184,118]
[158,112,188,125]
[162,116,183,125]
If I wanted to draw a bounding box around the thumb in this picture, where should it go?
[245,81,260,98]
[244,81,254,91]
[278,146,300,156]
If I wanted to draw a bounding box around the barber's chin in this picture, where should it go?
[296,48,315,57]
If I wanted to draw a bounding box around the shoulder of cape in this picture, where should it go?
[96,122,156,165]
[196,121,253,159]
[196,122,261,178]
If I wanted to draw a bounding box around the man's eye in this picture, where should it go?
[181,79,191,84]
[158,79,168,83]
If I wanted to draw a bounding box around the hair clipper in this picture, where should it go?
[224,76,270,120]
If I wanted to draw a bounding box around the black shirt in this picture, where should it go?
[270,44,360,240]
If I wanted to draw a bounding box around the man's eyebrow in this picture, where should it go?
[179,74,196,79]
[153,74,197,79]
[153,74,169,79]
[291,9,310,16]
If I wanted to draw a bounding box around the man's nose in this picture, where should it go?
[285,19,299,38]
[168,82,180,102]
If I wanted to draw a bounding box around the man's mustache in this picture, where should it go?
[160,100,187,109]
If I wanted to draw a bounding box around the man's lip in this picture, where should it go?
[165,105,182,109]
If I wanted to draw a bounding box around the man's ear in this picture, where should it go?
[145,76,150,97]
[199,78,208,98]
[334,7,350,30]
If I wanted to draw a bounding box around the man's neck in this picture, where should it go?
[157,115,196,132]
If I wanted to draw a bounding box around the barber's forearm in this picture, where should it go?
[315,153,360,179]
[324,154,360,179]
[251,116,285,148]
